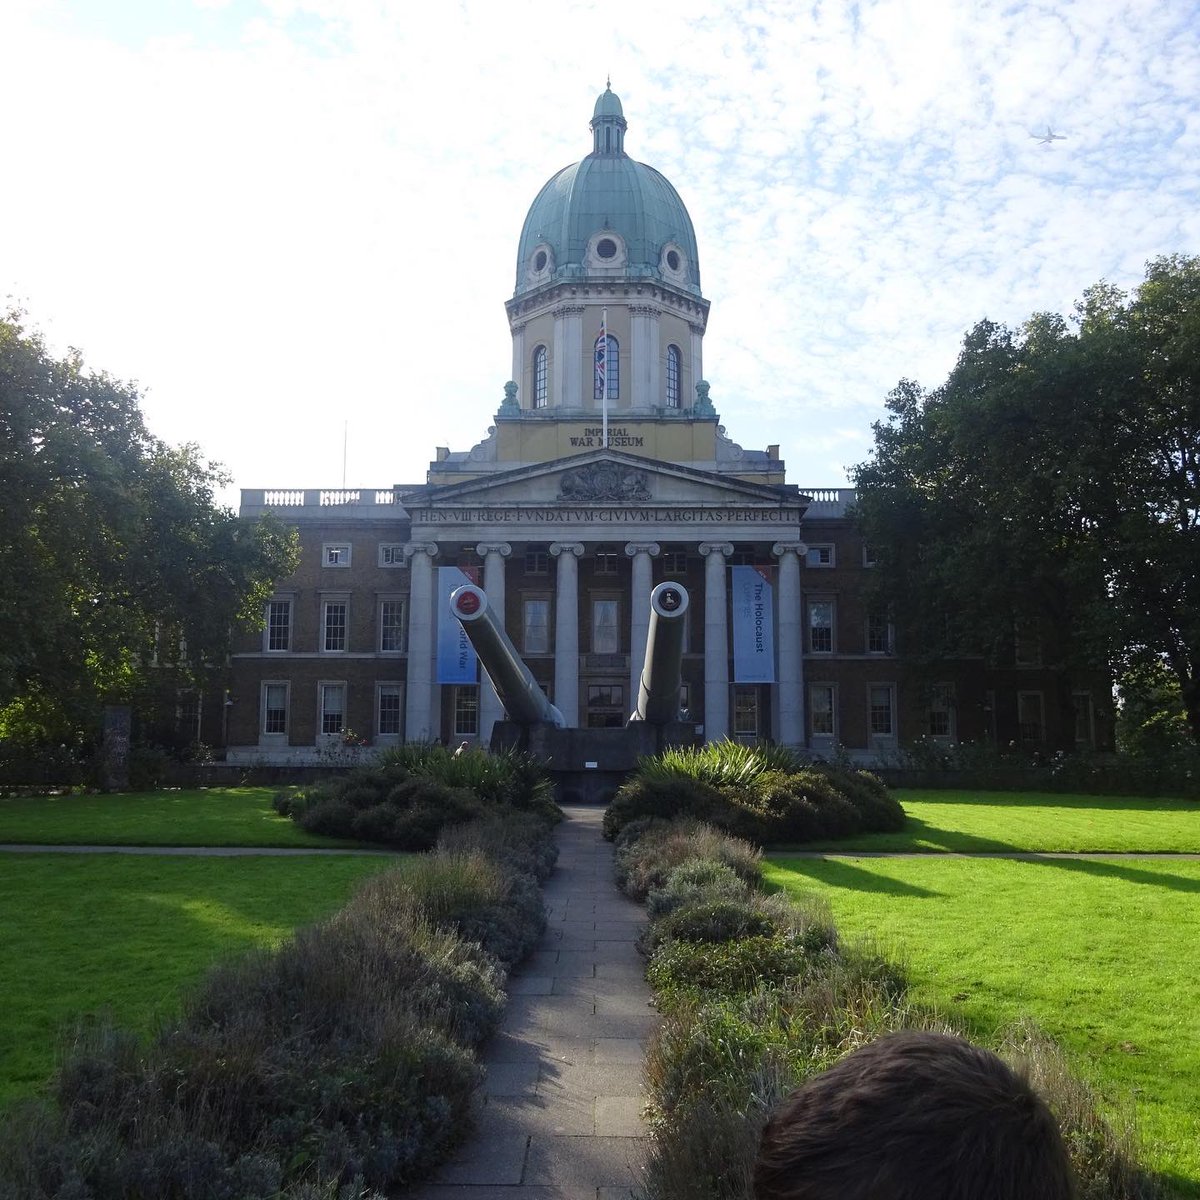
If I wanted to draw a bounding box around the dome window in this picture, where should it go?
[533,345,548,409]
[666,345,681,409]
[534,249,548,271]
[660,242,688,283]
[527,242,554,284]
[585,231,627,270]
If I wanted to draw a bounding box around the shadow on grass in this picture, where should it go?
[1032,855,1200,894]
[769,857,943,898]
[788,815,1022,856]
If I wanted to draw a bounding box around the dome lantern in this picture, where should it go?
[590,80,627,155]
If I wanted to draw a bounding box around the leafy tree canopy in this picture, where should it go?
[0,311,298,741]
[852,254,1200,743]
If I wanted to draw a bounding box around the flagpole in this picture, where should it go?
[601,307,609,448]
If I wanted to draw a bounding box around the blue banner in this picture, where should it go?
[731,565,775,683]
[437,566,479,684]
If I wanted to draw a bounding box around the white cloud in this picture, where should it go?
[1,0,1197,500]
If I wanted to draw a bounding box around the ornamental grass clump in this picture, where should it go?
[613,819,762,901]
[604,740,904,846]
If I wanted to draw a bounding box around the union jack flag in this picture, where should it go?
[594,331,607,400]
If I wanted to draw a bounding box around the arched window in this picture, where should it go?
[533,345,548,408]
[666,344,681,408]
[593,333,619,401]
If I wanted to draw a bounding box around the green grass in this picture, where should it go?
[793,789,1200,853]
[764,852,1200,1194]
[0,787,356,847]
[0,853,398,1105]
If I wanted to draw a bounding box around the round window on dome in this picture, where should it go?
[666,249,680,271]
[596,237,618,260]
[534,249,548,272]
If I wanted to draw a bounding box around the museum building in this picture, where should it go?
[224,87,1103,763]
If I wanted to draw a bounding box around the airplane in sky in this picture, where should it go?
[1031,127,1068,144]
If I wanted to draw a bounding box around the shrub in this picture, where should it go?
[614,820,762,902]
[645,860,753,919]
[646,933,825,1004]
[604,774,725,840]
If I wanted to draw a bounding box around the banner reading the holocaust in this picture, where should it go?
[437,566,479,684]
[731,564,776,683]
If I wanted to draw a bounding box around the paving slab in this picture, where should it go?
[411,805,656,1199]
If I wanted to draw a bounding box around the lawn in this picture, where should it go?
[0,787,354,847]
[796,789,1200,853]
[764,850,1200,1195]
[0,852,399,1105]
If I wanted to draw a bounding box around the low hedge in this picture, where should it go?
[618,816,1164,1200]
[276,744,559,851]
[0,792,559,1199]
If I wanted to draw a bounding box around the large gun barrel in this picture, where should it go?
[449,584,566,729]
[631,581,690,726]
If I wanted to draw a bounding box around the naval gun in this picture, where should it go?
[449,579,698,803]
[448,583,566,728]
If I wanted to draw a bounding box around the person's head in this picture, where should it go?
[753,1031,1077,1200]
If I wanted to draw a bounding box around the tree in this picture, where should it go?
[852,255,1200,745]
[0,311,298,743]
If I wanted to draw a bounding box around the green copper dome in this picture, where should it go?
[514,86,702,298]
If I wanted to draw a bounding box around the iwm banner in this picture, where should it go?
[437,566,480,684]
[731,565,776,683]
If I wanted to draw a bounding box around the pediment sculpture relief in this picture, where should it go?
[558,462,652,502]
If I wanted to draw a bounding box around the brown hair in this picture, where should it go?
[753,1031,1077,1200]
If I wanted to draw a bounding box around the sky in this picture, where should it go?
[2,0,1198,507]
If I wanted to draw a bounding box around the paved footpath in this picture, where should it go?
[411,804,657,1200]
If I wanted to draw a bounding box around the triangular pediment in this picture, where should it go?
[401,449,803,509]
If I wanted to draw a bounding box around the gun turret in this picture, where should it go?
[449,584,566,729]
[631,581,690,726]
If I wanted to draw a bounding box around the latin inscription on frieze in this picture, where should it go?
[413,507,802,524]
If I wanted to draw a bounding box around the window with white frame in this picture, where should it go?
[454,685,479,736]
[379,598,406,653]
[666,344,681,408]
[810,684,836,738]
[319,682,345,735]
[809,600,834,653]
[862,544,878,567]
[662,550,689,575]
[806,544,835,568]
[265,599,291,652]
[533,345,548,408]
[523,598,550,653]
[869,684,896,738]
[866,609,893,655]
[323,543,351,568]
[1018,691,1045,744]
[733,686,760,739]
[592,598,620,654]
[377,683,403,737]
[323,600,348,652]
[378,543,405,568]
[525,549,549,575]
[262,682,288,736]
[1073,692,1095,747]
[927,684,954,738]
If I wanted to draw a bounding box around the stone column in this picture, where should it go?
[550,542,584,726]
[554,304,584,408]
[699,542,733,742]
[630,305,659,407]
[476,541,512,741]
[689,322,704,400]
[773,542,807,749]
[510,322,525,396]
[404,542,439,742]
[626,542,661,706]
